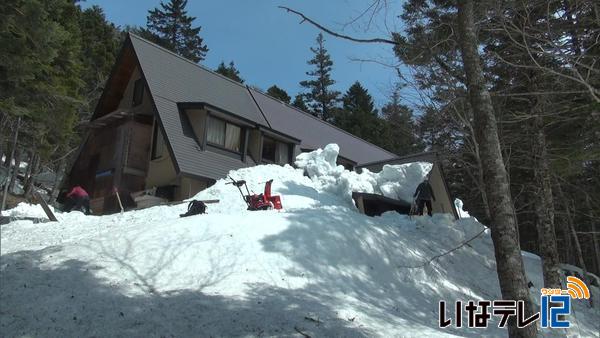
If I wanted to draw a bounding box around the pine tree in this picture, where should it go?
[336,82,381,145]
[299,33,340,121]
[381,85,422,154]
[1,0,83,177]
[146,0,208,62]
[78,5,120,118]
[215,61,244,83]
[291,94,308,111]
[266,85,291,103]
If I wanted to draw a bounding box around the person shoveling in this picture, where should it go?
[63,185,91,215]
[413,178,435,217]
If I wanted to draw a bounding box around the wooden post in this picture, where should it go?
[114,187,124,214]
[34,191,58,222]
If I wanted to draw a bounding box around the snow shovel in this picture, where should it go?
[409,198,417,220]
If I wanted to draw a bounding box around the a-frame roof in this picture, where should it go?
[100,34,397,180]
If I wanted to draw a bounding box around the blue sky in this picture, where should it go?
[82,0,409,109]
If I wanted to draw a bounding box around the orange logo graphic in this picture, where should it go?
[564,276,590,299]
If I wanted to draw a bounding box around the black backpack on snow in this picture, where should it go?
[180,200,207,217]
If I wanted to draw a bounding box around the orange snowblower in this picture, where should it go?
[227,176,282,211]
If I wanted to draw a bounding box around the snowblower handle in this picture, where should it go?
[227,180,246,187]
[226,176,246,187]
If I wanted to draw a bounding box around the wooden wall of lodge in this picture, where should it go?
[70,116,152,213]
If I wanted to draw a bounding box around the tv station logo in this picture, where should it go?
[439,276,590,329]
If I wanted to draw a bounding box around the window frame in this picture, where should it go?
[261,135,292,165]
[206,115,243,154]
[261,136,277,163]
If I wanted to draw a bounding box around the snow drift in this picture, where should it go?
[1,144,598,337]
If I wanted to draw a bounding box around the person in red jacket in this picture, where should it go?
[64,185,91,215]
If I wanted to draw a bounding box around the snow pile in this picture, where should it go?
[1,201,56,219]
[1,145,598,337]
[454,198,472,219]
[192,144,431,214]
[294,143,431,202]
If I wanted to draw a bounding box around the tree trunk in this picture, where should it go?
[556,184,583,268]
[1,116,21,210]
[531,113,561,288]
[456,1,537,336]
[568,201,588,273]
[584,196,600,275]
[50,159,65,204]
[8,148,21,194]
[559,207,573,265]
[593,220,600,276]
[24,152,40,199]
[23,150,34,188]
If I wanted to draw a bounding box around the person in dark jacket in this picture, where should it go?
[64,185,91,215]
[413,178,436,216]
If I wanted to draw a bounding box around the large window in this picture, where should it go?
[207,116,241,152]
[262,136,291,165]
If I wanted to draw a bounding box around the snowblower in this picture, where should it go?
[227,176,282,211]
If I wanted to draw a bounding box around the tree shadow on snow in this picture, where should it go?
[0,247,371,337]
[261,207,507,337]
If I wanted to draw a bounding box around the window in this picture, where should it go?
[262,137,276,162]
[207,117,225,145]
[206,116,241,152]
[262,136,291,165]
[132,78,144,106]
[151,123,164,159]
[277,142,290,164]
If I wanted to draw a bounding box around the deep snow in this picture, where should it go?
[1,144,598,337]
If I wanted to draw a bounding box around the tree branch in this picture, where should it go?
[278,6,397,45]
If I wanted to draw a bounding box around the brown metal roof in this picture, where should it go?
[127,33,397,179]
[130,35,269,127]
[247,88,397,165]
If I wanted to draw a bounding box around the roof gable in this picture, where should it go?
[129,34,269,126]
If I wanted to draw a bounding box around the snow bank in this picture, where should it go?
[1,144,598,337]
[191,143,432,213]
[1,202,56,219]
[295,143,432,202]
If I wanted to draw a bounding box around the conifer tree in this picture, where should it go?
[1,0,83,201]
[146,0,208,62]
[336,82,381,145]
[78,5,120,118]
[381,84,422,154]
[291,94,308,111]
[299,33,340,121]
[266,85,291,103]
[215,61,244,83]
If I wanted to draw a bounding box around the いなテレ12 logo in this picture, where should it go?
[540,276,590,328]
[439,276,591,329]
